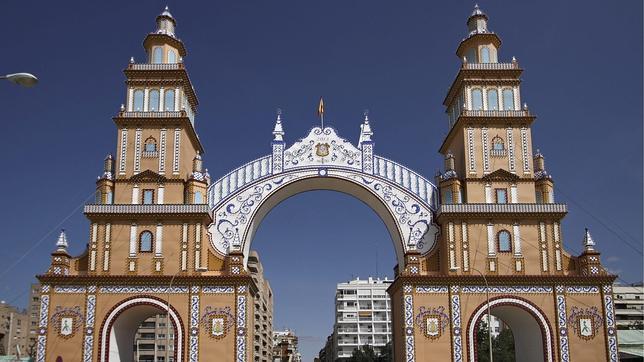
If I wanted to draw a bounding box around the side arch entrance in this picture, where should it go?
[466,296,554,362]
[98,295,185,362]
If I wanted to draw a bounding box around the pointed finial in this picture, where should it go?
[583,228,596,252]
[130,57,135,64]
[120,104,125,112]
[56,230,68,251]
[363,109,369,122]
[358,110,373,147]
[512,56,517,63]
[523,102,528,110]
[273,108,285,142]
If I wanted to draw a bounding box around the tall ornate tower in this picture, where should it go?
[37,9,253,362]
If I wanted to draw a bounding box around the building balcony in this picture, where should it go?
[118,110,186,118]
[461,62,519,71]
[438,203,567,217]
[84,204,211,216]
[127,63,184,71]
[459,109,532,118]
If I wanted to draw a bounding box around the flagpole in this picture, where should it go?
[321,112,324,130]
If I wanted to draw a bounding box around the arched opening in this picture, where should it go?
[251,189,398,359]
[99,296,184,362]
[468,297,553,362]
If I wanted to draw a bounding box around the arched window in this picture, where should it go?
[503,89,514,110]
[481,46,490,63]
[497,230,512,252]
[149,90,160,111]
[194,191,203,204]
[487,89,499,110]
[144,137,157,153]
[164,90,175,111]
[492,135,505,151]
[139,231,153,252]
[466,48,476,64]
[168,50,177,63]
[133,90,144,111]
[471,89,483,110]
[152,47,163,63]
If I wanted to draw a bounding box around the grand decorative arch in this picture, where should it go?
[206,125,440,267]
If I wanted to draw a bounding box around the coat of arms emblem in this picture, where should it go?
[315,143,330,157]
[60,317,73,336]
[212,317,225,336]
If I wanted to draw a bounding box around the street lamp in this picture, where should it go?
[453,266,493,362]
[1,73,38,87]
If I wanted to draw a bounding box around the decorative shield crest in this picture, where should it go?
[200,306,235,339]
[568,306,602,340]
[60,317,73,336]
[50,306,83,339]
[426,317,440,337]
[415,306,449,340]
[315,143,330,157]
[579,318,593,338]
[212,317,225,336]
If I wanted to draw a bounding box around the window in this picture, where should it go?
[194,191,203,204]
[492,136,504,151]
[471,89,483,110]
[149,90,160,111]
[502,89,514,110]
[139,231,153,252]
[487,89,499,110]
[466,48,476,64]
[152,47,163,63]
[133,90,144,111]
[497,230,512,252]
[164,90,175,111]
[481,46,490,63]
[168,50,177,63]
[144,137,157,153]
[495,189,508,204]
[443,190,453,204]
[143,190,154,204]
[536,191,543,204]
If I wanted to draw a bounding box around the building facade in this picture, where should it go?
[26,283,41,359]
[0,301,29,357]
[333,277,392,359]
[247,251,274,362]
[272,330,301,362]
[613,283,644,360]
[35,5,618,362]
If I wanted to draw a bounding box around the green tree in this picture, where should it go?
[477,319,516,362]
[376,342,393,362]
[348,345,377,362]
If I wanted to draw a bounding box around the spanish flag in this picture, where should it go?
[317,97,324,118]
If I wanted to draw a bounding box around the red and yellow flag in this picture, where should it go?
[317,97,324,118]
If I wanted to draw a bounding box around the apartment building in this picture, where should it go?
[248,251,274,362]
[273,329,302,362]
[133,314,175,362]
[333,277,392,359]
[614,283,644,360]
[0,301,29,357]
[26,283,41,359]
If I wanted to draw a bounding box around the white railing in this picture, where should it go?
[118,111,185,118]
[209,155,273,207]
[372,155,438,209]
[128,63,183,71]
[462,62,519,70]
[84,204,210,214]
[460,110,531,118]
[439,203,567,214]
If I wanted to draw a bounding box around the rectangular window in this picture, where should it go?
[143,190,154,204]
[443,190,453,204]
[495,189,508,204]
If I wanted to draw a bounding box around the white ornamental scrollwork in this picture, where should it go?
[283,127,363,171]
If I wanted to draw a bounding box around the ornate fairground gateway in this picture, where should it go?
[36,5,619,362]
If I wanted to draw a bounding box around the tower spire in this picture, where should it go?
[56,229,68,252]
[583,228,596,252]
[273,109,285,142]
[358,110,373,147]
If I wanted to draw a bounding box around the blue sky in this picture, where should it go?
[0,1,642,360]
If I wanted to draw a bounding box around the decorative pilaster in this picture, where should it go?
[555,285,570,362]
[461,222,470,272]
[403,285,416,362]
[449,285,463,362]
[83,286,97,362]
[189,286,201,362]
[103,223,111,272]
[236,285,248,362]
[159,128,167,174]
[602,285,618,362]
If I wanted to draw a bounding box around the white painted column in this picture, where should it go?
[448,222,457,270]
[119,129,128,175]
[103,223,111,271]
[127,88,134,111]
[194,223,201,270]
[181,223,188,271]
[159,87,165,111]
[155,223,163,256]
[129,224,138,256]
[134,128,142,174]
[175,88,180,111]
[159,128,167,174]
[143,88,149,111]
[158,184,165,204]
[131,184,140,204]
[513,222,522,256]
[461,222,470,272]
[90,223,98,271]
[485,184,492,203]
[510,184,518,203]
[487,222,495,256]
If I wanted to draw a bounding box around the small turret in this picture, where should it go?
[56,230,68,252]
[467,4,489,35]
[456,4,501,64]
[193,152,203,173]
[358,111,373,148]
[272,110,285,142]
[156,6,176,37]
[533,149,554,203]
[577,228,606,276]
[583,228,596,252]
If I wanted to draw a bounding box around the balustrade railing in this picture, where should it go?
[439,203,567,214]
[128,63,183,71]
[461,62,519,70]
